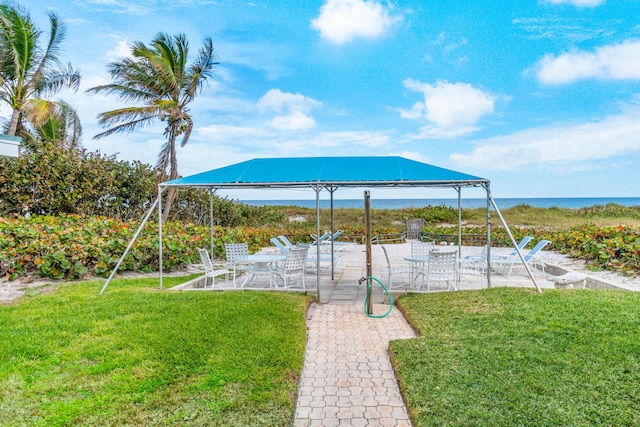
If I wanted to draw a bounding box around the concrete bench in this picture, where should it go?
[548,272,587,289]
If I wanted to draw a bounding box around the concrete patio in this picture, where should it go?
[174,241,588,304]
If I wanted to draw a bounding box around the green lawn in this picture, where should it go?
[393,288,640,426]
[0,277,311,426]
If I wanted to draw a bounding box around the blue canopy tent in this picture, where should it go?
[101,156,541,296]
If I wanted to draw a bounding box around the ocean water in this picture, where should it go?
[243,197,640,210]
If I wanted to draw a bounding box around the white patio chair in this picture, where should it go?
[424,249,458,292]
[380,245,413,289]
[270,246,309,289]
[224,242,250,287]
[197,248,230,289]
[410,240,435,288]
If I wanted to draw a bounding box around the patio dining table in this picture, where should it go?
[241,254,287,287]
[404,255,429,289]
[404,248,458,290]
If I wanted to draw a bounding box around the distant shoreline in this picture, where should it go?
[242,197,640,210]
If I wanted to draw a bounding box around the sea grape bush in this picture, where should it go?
[2,215,640,281]
[423,224,640,277]
[0,216,385,281]
[0,215,291,280]
[552,224,640,277]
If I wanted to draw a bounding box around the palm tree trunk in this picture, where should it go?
[160,131,179,222]
[8,108,21,136]
[161,187,177,222]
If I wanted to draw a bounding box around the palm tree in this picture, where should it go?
[87,33,218,219]
[0,3,81,137]
[20,100,82,151]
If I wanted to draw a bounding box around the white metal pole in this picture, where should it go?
[315,186,322,303]
[490,196,542,293]
[210,189,214,258]
[329,186,336,280]
[486,183,492,288]
[100,196,160,295]
[158,186,164,290]
[457,186,462,257]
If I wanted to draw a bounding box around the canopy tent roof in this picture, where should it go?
[162,156,489,189]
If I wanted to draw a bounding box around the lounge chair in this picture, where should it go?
[310,231,331,246]
[465,236,532,262]
[270,237,290,255]
[503,236,533,258]
[492,239,551,277]
[271,236,341,273]
[319,230,356,252]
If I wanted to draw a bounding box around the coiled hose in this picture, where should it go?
[360,276,393,318]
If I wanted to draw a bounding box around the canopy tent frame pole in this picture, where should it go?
[314,184,322,303]
[210,189,215,258]
[329,186,337,280]
[100,195,161,295]
[158,186,164,290]
[489,195,542,293]
[456,186,462,257]
[485,183,492,288]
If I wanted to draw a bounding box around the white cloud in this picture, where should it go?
[257,89,322,131]
[536,40,640,84]
[544,0,604,7]
[450,105,640,172]
[400,79,495,131]
[105,39,132,61]
[406,125,481,140]
[270,111,317,131]
[311,0,401,45]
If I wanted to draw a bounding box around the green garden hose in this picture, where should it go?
[360,276,393,318]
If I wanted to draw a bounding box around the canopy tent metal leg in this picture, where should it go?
[210,189,215,258]
[489,195,542,293]
[100,195,161,295]
[158,186,164,290]
[314,185,322,302]
[485,183,492,287]
[456,186,462,258]
[329,186,336,280]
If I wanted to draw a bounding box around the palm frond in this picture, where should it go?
[38,62,81,96]
[92,115,158,139]
[96,105,162,127]
[185,37,218,100]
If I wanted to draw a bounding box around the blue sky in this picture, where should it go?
[16,0,640,200]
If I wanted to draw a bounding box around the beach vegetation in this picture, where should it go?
[0,276,310,426]
[393,288,640,426]
[2,203,640,281]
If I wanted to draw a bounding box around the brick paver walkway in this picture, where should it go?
[293,303,417,427]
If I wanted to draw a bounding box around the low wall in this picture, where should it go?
[543,264,632,291]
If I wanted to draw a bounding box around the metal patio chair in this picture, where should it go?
[197,248,230,289]
[270,246,309,289]
[224,242,250,287]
